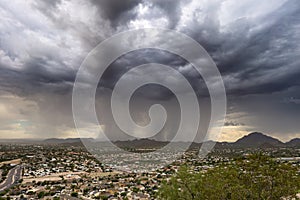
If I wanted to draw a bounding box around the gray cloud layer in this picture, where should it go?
[0,0,299,141]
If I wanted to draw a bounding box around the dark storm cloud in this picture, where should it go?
[182,0,300,97]
[26,0,300,98]
[98,49,210,100]
[146,0,189,29]
[99,49,187,88]
[23,56,75,85]
[5,0,297,98]
[91,0,141,27]
[0,56,75,96]
[89,0,300,99]
[0,0,300,140]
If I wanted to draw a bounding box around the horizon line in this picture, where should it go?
[0,133,298,144]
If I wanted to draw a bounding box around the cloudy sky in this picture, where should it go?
[0,0,300,142]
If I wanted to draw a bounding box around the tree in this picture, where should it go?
[71,192,78,198]
[158,154,300,200]
[37,191,45,199]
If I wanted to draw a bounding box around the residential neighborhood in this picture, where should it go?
[0,136,299,199]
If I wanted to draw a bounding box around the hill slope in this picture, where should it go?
[286,138,300,147]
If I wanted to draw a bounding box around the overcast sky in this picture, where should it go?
[0,0,300,142]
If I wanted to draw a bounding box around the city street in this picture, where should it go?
[0,165,22,192]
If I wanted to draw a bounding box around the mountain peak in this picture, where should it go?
[286,138,300,147]
[234,132,283,147]
[249,132,264,136]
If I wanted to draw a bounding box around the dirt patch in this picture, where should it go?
[0,159,21,167]
[23,171,87,183]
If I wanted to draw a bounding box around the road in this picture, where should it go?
[0,165,22,191]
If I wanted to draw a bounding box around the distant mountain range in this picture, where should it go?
[1,132,299,148]
[43,138,94,144]
[38,132,300,148]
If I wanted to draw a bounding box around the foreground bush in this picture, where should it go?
[158,154,300,200]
